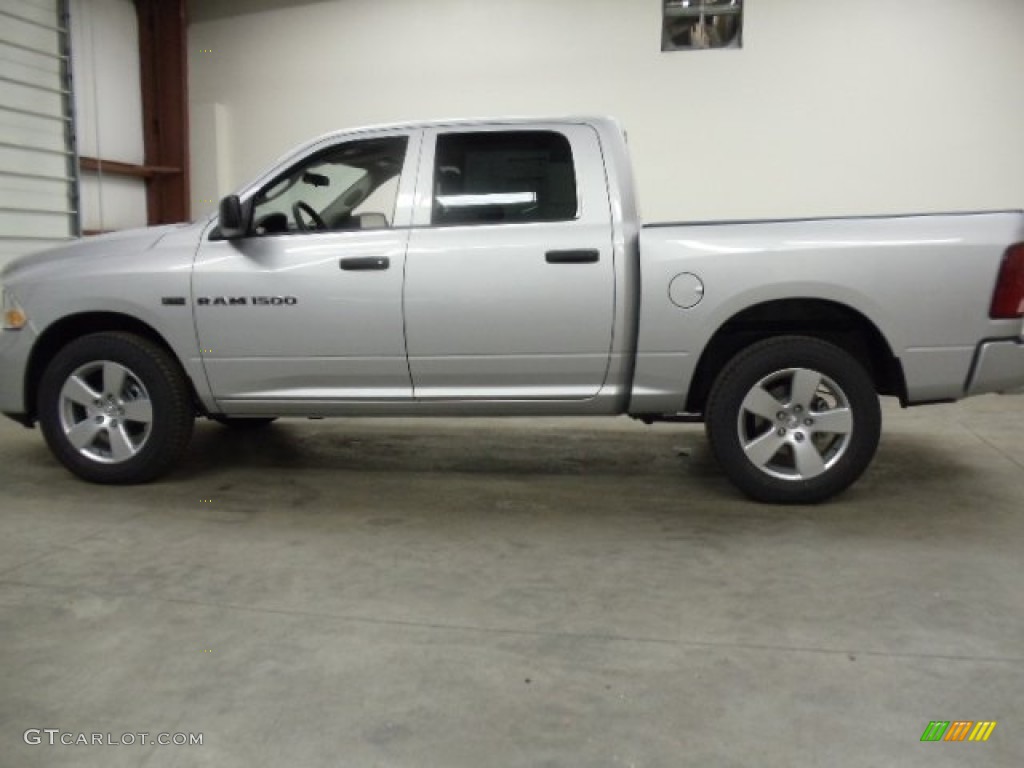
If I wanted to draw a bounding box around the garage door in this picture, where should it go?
[0,0,78,270]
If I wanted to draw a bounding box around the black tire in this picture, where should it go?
[37,332,194,484]
[705,336,881,504]
[211,416,277,429]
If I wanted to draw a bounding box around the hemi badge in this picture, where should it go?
[161,297,187,306]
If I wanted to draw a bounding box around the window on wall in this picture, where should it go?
[662,0,743,51]
[431,131,578,227]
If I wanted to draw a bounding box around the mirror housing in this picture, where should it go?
[218,195,250,239]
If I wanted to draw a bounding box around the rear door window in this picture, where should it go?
[431,131,578,226]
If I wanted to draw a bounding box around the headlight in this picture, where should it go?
[1,287,28,331]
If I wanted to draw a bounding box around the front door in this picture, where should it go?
[403,125,616,400]
[193,130,420,411]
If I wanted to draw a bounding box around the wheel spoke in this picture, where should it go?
[741,385,784,421]
[743,430,787,468]
[811,407,852,435]
[789,368,822,410]
[102,362,127,397]
[66,420,102,451]
[121,399,153,424]
[793,439,827,479]
[61,375,100,407]
[724,347,871,494]
[56,353,160,468]
[108,425,138,461]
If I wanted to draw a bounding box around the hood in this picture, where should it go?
[1,223,190,285]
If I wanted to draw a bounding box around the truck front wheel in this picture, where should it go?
[37,332,194,484]
[705,336,881,504]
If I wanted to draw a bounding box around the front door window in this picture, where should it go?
[250,136,408,235]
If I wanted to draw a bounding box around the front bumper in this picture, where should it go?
[966,338,1024,396]
[0,325,36,423]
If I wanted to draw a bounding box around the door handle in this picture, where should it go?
[340,256,390,271]
[545,249,600,264]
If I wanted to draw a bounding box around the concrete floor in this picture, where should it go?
[0,396,1022,767]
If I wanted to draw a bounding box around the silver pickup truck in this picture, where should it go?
[2,117,1023,502]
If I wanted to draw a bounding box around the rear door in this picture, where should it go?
[403,124,616,400]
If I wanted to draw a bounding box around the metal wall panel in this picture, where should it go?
[0,0,78,268]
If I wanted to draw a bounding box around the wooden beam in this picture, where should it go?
[136,0,189,225]
[79,156,181,179]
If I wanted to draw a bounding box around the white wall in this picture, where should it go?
[189,101,232,218]
[71,0,148,231]
[188,0,1024,222]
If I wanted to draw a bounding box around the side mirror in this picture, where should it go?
[218,195,250,239]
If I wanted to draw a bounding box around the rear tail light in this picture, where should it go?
[990,242,1024,319]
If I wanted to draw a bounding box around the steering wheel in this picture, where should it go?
[292,201,327,231]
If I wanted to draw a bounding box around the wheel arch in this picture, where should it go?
[685,298,906,415]
[24,312,202,421]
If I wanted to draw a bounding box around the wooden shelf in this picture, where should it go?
[79,156,181,180]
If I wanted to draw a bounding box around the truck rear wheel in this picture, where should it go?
[705,336,881,504]
[37,332,194,484]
